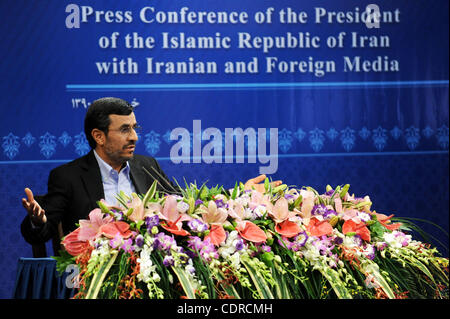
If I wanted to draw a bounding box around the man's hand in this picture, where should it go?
[22,188,47,225]
[244,174,282,193]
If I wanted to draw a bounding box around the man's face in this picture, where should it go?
[102,112,139,166]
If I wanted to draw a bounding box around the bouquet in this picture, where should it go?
[54,179,449,299]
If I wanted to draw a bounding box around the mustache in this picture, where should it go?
[123,143,136,149]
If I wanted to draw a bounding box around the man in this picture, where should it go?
[21,97,280,245]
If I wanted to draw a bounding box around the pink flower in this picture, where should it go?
[99,221,133,239]
[200,200,228,225]
[269,197,291,223]
[342,209,361,224]
[227,199,245,220]
[204,224,227,246]
[236,221,267,243]
[306,217,334,237]
[128,194,162,223]
[275,220,302,238]
[248,190,273,210]
[127,195,145,223]
[78,208,113,241]
[334,197,343,213]
[298,189,315,222]
[159,195,191,236]
[62,228,90,256]
[269,197,301,238]
[198,200,229,245]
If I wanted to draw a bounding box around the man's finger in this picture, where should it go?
[271,180,282,186]
[22,198,30,209]
[32,202,40,215]
[24,188,34,203]
[251,174,266,184]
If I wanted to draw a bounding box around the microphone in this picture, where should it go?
[141,166,180,195]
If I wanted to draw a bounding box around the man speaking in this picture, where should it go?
[20,97,279,247]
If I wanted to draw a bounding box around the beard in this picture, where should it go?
[104,143,136,166]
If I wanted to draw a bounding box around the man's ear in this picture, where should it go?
[91,128,105,146]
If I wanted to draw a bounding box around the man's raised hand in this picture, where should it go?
[22,188,47,225]
[244,174,282,193]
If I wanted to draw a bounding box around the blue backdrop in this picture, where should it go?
[0,0,448,298]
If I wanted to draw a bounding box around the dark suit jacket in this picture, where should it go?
[21,150,180,244]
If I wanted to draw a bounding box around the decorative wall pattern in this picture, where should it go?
[2,125,448,160]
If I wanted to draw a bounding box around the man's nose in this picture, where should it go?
[129,127,139,141]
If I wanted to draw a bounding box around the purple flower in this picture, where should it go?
[187,236,218,262]
[364,244,376,260]
[187,219,208,233]
[113,210,125,221]
[121,238,135,253]
[135,234,144,248]
[261,245,271,253]
[163,255,174,267]
[333,237,343,245]
[153,232,177,252]
[195,199,203,206]
[312,204,336,219]
[187,236,203,251]
[109,234,123,249]
[376,242,388,251]
[215,199,225,208]
[235,239,244,251]
[145,215,160,230]
[284,194,294,200]
[296,231,309,246]
[353,235,363,247]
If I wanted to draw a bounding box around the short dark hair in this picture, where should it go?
[84,97,134,149]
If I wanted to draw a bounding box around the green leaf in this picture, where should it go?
[273,184,287,193]
[241,257,274,299]
[52,249,76,275]
[231,182,238,200]
[85,250,119,299]
[142,180,158,207]
[171,266,197,299]
[264,178,269,192]
[370,221,387,238]
[97,200,112,215]
[316,260,353,299]
[293,195,303,209]
[271,261,291,299]
[340,184,350,199]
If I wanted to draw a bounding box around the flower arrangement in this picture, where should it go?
[54,180,449,299]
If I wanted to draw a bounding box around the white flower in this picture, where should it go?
[235,196,249,207]
[253,205,267,219]
[358,212,372,223]
[177,201,190,214]
[229,252,242,269]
